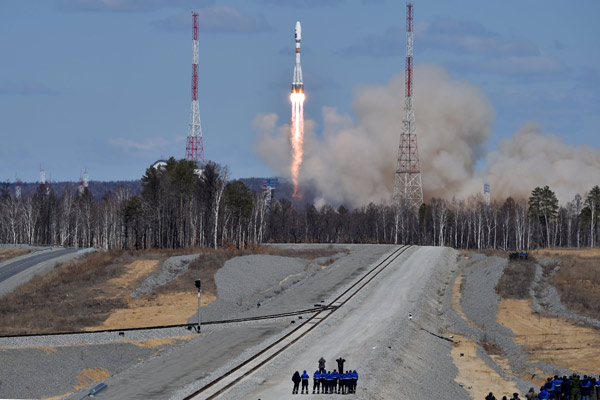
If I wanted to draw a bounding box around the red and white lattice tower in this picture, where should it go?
[393,2,423,211]
[185,12,205,164]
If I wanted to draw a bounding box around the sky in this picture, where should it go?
[0,0,599,184]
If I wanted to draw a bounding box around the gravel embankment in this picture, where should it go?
[131,254,199,298]
[445,254,574,395]
[530,258,600,329]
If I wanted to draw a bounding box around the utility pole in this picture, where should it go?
[195,279,201,333]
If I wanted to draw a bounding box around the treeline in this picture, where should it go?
[0,158,599,250]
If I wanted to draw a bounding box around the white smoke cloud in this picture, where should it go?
[254,64,600,206]
[485,123,600,204]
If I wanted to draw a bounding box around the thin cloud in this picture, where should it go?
[253,0,345,8]
[56,0,209,12]
[108,137,169,155]
[154,7,272,34]
[340,18,564,75]
[0,82,59,95]
[416,19,540,57]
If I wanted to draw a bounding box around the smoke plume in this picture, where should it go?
[254,64,600,206]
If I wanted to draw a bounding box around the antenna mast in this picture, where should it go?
[185,11,205,164]
[393,2,423,211]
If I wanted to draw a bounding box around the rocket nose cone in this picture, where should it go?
[295,21,301,40]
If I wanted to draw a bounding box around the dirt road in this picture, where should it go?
[224,246,452,399]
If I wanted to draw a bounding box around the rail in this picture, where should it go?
[184,245,412,400]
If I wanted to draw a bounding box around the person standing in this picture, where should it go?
[318,357,326,373]
[339,370,347,394]
[553,376,563,400]
[332,369,339,394]
[526,388,537,400]
[571,374,581,400]
[336,357,346,374]
[324,371,333,394]
[351,370,359,394]
[292,371,301,395]
[301,370,309,394]
[312,369,320,394]
[580,375,591,400]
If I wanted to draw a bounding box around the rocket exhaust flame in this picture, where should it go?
[290,90,305,198]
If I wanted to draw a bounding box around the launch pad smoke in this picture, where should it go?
[254,64,600,207]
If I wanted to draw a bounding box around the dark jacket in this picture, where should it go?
[292,371,301,383]
[336,357,345,372]
[571,376,581,394]
[318,357,326,368]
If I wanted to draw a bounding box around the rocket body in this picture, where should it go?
[292,21,303,93]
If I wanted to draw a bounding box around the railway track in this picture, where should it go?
[184,244,412,400]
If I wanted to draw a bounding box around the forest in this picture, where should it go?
[1,158,599,251]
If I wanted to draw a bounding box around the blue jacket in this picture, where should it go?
[313,370,320,379]
[301,371,309,380]
[553,378,563,388]
[581,379,591,395]
[537,390,549,399]
[544,381,555,393]
[324,372,333,381]
[351,370,358,380]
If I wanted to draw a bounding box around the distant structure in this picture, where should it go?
[79,170,89,195]
[15,176,22,199]
[185,11,205,165]
[393,2,423,211]
[262,178,277,209]
[151,159,168,170]
[484,183,490,208]
[40,168,50,195]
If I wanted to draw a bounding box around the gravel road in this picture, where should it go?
[213,246,469,400]
[0,247,93,298]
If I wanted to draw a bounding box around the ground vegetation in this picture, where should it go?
[0,163,598,251]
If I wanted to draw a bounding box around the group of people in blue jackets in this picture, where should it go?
[292,357,358,394]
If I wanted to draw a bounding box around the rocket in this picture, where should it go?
[291,21,303,93]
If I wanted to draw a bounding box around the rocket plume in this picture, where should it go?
[290,90,305,198]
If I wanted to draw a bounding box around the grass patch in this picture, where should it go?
[0,245,345,334]
[0,251,132,335]
[552,253,600,320]
[480,333,502,356]
[0,247,32,263]
[495,257,536,299]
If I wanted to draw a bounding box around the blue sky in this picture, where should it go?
[1,0,599,183]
